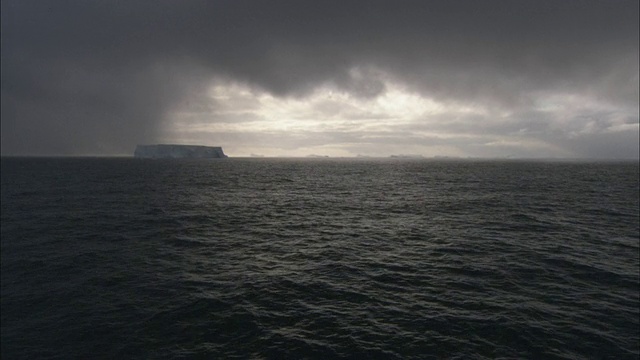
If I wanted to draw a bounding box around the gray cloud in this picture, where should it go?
[1,0,638,157]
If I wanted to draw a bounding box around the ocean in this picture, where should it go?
[1,157,638,359]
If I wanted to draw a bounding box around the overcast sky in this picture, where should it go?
[2,0,638,158]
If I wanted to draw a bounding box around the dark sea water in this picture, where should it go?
[1,157,638,359]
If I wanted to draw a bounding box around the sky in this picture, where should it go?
[1,0,638,158]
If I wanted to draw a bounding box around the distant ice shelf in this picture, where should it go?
[134,144,228,158]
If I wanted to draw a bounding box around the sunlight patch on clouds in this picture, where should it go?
[165,76,638,158]
[168,79,487,137]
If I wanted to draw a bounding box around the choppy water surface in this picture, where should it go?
[1,158,638,359]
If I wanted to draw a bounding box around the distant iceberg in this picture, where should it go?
[389,154,424,159]
[134,144,228,158]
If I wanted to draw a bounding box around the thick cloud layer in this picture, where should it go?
[2,0,638,157]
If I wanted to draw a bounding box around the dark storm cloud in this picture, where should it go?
[1,0,638,155]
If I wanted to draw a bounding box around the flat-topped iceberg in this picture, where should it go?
[134,144,228,158]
